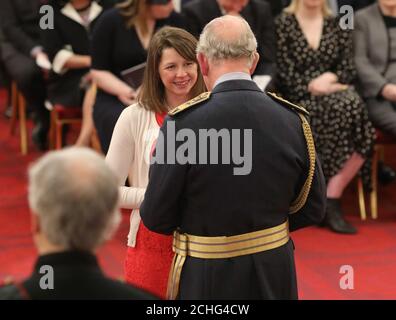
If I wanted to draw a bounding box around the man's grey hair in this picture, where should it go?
[28,147,121,251]
[197,15,258,65]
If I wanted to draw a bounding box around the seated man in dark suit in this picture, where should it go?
[0,0,49,150]
[354,0,396,183]
[182,0,276,77]
[0,147,155,300]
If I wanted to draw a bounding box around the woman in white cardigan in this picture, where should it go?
[105,26,205,298]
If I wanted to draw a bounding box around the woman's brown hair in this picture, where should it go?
[138,26,206,114]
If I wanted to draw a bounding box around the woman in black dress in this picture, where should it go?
[42,0,105,107]
[41,0,107,147]
[275,0,375,234]
[91,0,184,153]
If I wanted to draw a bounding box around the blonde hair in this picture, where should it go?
[284,0,333,17]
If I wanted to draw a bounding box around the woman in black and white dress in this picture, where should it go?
[275,0,375,234]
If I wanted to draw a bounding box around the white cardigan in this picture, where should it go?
[106,103,161,247]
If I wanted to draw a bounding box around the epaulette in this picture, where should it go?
[168,92,211,116]
[266,92,309,116]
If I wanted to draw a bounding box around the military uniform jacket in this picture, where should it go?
[140,79,326,299]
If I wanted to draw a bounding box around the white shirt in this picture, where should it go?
[213,72,252,88]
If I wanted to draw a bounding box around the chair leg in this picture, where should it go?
[9,82,18,135]
[370,146,379,219]
[49,110,56,149]
[56,121,63,150]
[18,93,28,155]
[90,129,102,154]
[357,177,367,220]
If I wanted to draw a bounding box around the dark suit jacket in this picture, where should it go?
[140,79,326,299]
[0,0,43,56]
[0,251,156,300]
[182,0,276,75]
[354,3,390,98]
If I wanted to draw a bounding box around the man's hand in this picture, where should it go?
[381,84,396,102]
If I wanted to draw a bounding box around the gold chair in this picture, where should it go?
[357,130,394,220]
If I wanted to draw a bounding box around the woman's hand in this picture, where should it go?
[91,69,137,103]
[308,72,344,96]
[117,87,137,106]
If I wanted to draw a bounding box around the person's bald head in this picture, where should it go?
[197,15,258,65]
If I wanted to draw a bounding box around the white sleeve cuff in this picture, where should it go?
[127,210,141,247]
[52,49,74,74]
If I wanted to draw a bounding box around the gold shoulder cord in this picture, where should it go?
[289,113,316,214]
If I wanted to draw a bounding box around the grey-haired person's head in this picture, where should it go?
[196,15,258,66]
[28,147,121,252]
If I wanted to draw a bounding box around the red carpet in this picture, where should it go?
[1,88,396,299]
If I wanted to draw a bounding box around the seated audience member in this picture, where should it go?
[275,0,375,234]
[181,0,276,76]
[91,0,184,154]
[0,0,49,150]
[354,0,396,183]
[0,147,156,300]
[41,0,106,146]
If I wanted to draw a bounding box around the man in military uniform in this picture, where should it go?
[140,15,326,299]
[0,148,155,300]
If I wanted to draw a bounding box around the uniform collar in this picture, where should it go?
[212,79,262,95]
[213,72,252,89]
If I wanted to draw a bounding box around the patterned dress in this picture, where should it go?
[275,13,375,186]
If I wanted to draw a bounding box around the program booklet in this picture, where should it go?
[121,62,146,90]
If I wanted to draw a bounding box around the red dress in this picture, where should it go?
[124,112,174,299]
